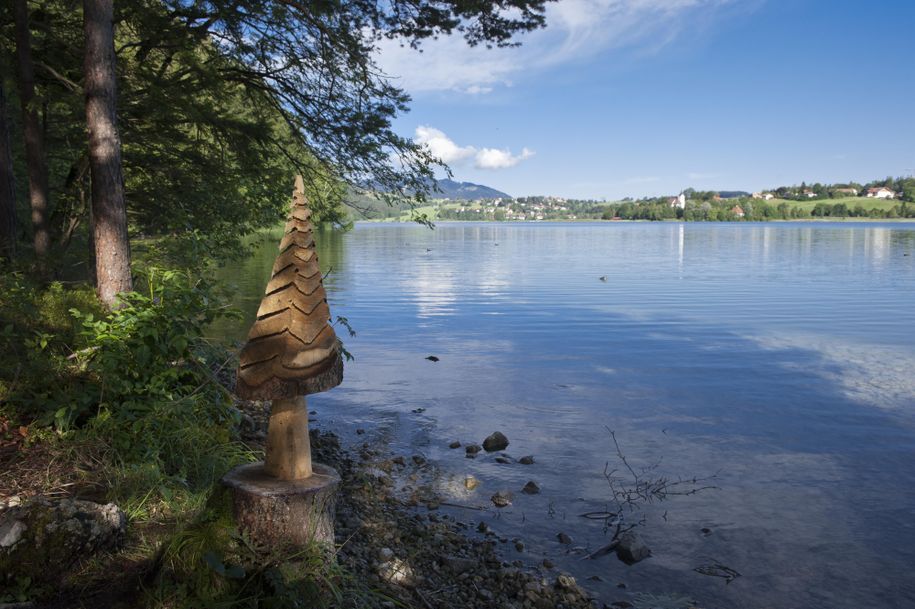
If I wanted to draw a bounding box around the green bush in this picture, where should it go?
[1,266,252,520]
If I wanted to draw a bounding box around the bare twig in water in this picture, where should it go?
[694,560,741,584]
[438,502,485,511]
[581,428,720,537]
[582,539,619,560]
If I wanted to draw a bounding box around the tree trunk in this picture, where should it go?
[83,0,132,307]
[0,83,17,260]
[13,0,50,260]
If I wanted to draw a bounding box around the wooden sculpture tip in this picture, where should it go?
[233,176,343,401]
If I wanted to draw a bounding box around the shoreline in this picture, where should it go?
[238,400,664,609]
[356,217,915,224]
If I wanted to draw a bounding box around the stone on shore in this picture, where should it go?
[0,498,126,587]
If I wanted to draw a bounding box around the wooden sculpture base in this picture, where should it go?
[265,396,312,480]
[221,462,340,549]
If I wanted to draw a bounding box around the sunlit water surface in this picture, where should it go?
[214,222,915,609]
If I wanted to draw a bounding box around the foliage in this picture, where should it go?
[0,264,251,520]
[148,487,378,609]
[0,0,551,273]
[598,192,915,222]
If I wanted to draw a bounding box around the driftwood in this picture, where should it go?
[235,176,343,400]
[582,539,619,560]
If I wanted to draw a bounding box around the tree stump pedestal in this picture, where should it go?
[221,461,340,549]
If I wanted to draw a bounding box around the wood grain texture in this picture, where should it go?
[264,397,312,480]
[235,180,343,400]
[222,461,340,549]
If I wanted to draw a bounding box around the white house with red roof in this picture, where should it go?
[866,187,896,199]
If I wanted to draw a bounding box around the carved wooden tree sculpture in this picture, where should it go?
[236,176,343,480]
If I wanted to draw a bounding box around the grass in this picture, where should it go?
[393,204,440,221]
[770,196,900,212]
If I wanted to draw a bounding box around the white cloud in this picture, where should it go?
[464,85,494,95]
[475,147,535,169]
[414,126,476,164]
[414,127,535,170]
[376,0,747,93]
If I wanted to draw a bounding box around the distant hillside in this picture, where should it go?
[433,179,510,200]
[717,191,751,199]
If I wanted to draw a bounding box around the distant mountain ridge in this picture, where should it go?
[433,178,510,200]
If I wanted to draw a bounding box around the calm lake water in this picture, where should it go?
[214,221,915,609]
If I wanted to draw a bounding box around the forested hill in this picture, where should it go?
[434,179,510,200]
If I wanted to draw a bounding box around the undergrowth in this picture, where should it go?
[0,248,380,607]
[0,262,270,604]
[0,265,251,515]
[146,488,378,609]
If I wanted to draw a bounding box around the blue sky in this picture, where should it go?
[377,0,915,200]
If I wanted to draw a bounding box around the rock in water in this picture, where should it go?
[465,444,481,455]
[0,498,126,587]
[449,440,462,449]
[491,491,513,508]
[482,431,509,452]
[556,532,573,545]
[519,455,535,465]
[615,531,651,564]
[522,481,541,495]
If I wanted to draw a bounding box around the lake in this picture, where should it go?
[214,221,915,609]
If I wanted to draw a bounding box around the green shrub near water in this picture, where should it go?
[0,266,252,520]
[0,248,375,606]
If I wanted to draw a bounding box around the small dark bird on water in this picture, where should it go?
[599,276,607,281]
[426,356,440,362]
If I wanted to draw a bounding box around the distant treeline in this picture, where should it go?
[600,199,915,222]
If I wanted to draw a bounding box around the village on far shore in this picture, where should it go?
[353,176,915,223]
